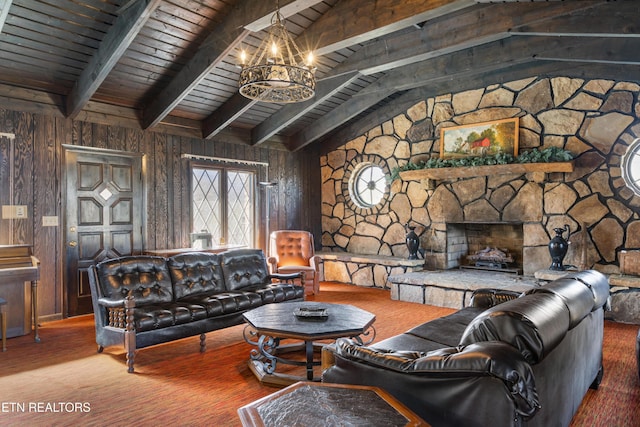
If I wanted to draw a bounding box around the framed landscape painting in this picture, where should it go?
[440,117,519,159]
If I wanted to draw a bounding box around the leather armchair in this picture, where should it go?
[268,230,320,295]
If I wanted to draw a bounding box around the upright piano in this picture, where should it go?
[0,245,40,342]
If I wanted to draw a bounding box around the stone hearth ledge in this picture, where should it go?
[607,274,640,325]
[388,270,540,309]
[534,268,579,281]
[318,252,425,267]
[318,252,425,289]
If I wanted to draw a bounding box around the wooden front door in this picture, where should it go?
[64,146,144,316]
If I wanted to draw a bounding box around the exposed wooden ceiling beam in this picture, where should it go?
[511,0,639,37]
[288,87,395,151]
[355,35,626,97]
[65,0,161,118]
[533,37,640,65]
[328,1,606,77]
[301,0,476,56]
[244,0,326,32]
[250,71,362,145]
[141,0,325,130]
[202,93,258,140]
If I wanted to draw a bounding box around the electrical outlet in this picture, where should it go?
[42,216,59,227]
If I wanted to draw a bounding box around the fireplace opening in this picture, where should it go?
[446,223,523,274]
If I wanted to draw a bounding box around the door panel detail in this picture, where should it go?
[111,198,132,224]
[78,198,103,225]
[111,165,132,191]
[78,163,103,190]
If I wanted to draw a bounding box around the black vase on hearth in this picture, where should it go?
[549,224,570,271]
[405,223,420,260]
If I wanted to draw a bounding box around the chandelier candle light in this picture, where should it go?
[238,1,316,103]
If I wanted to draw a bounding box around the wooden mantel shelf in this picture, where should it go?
[398,161,574,182]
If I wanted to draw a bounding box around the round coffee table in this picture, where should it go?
[242,301,376,386]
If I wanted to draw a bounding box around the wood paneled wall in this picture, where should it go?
[0,108,321,320]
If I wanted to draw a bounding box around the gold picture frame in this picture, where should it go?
[440,117,519,159]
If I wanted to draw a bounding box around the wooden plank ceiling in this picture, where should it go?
[0,0,638,151]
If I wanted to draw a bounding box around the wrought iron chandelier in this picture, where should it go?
[238,2,316,103]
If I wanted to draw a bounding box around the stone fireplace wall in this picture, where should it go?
[320,76,640,276]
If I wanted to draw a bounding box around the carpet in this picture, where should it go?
[0,283,637,426]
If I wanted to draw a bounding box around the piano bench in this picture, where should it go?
[0,297,6,351]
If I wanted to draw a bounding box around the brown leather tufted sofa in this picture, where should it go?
[88,248,304,373]
[323,270,610,427]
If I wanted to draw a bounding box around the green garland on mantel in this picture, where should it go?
[389,147,574,182]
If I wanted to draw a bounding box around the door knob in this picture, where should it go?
[68,241,77,247]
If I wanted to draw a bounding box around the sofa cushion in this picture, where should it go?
[460,292,570,364]
[277,265,316,275]
[527,278,595,329]
[182,291,264,317]
[168,252,226,301]
[96,256,174,306]
[133,302,209,332]
[220,249,271,291]
[374,334,449,354]
[406,307,484,347]
[372,308,484,353]
[254,283,305,303]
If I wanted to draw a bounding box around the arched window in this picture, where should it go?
[349,163,386,208]
[622,138,640,196]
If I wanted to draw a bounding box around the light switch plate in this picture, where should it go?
[42,216,59,227]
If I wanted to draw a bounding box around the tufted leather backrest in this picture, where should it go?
[168,252,226,300]
[562,270,610,310]
[219,248,270,291]
[460,292,570,364]
[527,278,595,329]
[269,230,314,267]
[96,256,174,306]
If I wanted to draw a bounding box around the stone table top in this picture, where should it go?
[238,382,428,427]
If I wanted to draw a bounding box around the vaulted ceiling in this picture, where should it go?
[0,0,638,152]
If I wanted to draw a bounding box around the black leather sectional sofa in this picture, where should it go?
[87,249,304,373]
[323,270,610,427]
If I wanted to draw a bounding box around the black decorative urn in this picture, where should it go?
[549,224,570,271]
[405,223,420,260]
